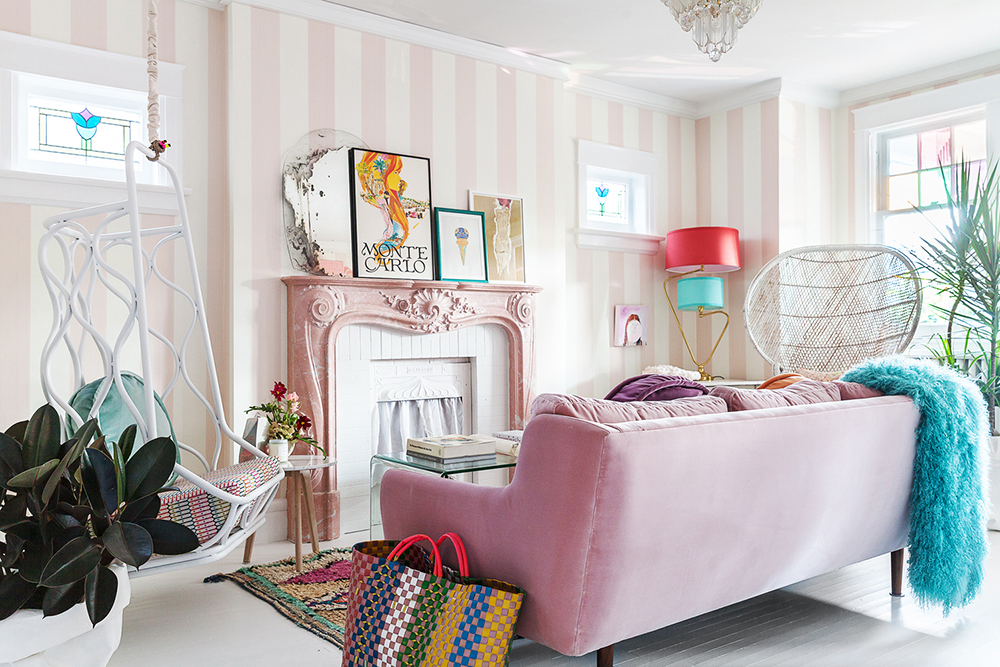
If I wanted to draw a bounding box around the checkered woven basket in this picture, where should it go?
[341,535,524,666]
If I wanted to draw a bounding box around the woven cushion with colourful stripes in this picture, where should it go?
[342,537,524,667]
[156,456,282,544]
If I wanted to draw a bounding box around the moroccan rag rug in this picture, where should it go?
[205,548,353,648]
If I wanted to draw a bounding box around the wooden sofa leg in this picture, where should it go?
[597,644,614,667]
[890,548,904,597]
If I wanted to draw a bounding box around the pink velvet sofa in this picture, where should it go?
[380,392,919,663]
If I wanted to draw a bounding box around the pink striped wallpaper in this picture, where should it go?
[5,0,999,444]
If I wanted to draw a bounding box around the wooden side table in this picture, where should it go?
[243,455,337,571]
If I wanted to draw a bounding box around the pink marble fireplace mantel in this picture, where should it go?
[283,276,542,540]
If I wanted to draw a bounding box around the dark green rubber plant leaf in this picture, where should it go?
[40,536,102,587]
[124,437,176,502]
[0,493,28,530]
[85,565,119,626]
[23,404,61,469]
[42,434,89,505]
[42,581,84,617]
[6,459,60,489]
[80,448,118,517]
[16,541,53,584]
[0,573,38,621]
[117,424,137,464]
[5,520,41,544]
[0,431,25,475]
[120,494,161,524]
[4,420,28,444]
[137,518,200,555]
[102,521,153,568]
[1,534,25,568]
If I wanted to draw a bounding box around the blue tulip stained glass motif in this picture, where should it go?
[71,108,102,154]
[595,183,610,215]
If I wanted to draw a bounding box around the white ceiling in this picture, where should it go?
[324,0,1000,104]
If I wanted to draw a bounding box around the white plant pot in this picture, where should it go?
[0,564,130,667]
[989,435,1000,531]
[269,438,290,463]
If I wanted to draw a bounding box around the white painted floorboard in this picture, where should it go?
[111,531,1000,666]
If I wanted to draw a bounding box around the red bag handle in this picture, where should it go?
[386,534,443,577]
[434,532,469,577]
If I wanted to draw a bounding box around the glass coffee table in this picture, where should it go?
[370,451,517,539]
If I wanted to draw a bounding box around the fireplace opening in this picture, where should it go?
[372,359,472,454]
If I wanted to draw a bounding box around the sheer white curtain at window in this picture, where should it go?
[375,398,463,454]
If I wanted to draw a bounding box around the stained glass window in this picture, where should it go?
[586,179,628,223]
[28,97,141,165]
[882,118,986,212]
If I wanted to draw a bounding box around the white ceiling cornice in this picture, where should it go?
[695,78,783,118]
[566,73,697,119]
[217,0,571,81]
[840,48,1000,108]
[179,0,225,9]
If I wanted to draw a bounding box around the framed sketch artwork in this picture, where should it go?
[433,208,488,282]
[468,191,525,283]
[349,149,434,280]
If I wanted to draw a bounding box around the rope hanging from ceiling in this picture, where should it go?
[146,0,169,160]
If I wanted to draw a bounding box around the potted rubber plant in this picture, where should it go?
[915,156,1000,525]
[0,404,199,665]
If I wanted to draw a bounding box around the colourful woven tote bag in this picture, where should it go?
[341,532,524,666]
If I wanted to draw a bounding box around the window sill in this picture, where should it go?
[0,170,190,215]
[574,228,665,255]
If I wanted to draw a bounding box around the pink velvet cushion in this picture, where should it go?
[529,393,728,424]
[833,380,884,401]
[709,379,841,411]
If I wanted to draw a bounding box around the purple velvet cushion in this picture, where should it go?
[530,393,727,424]
[604,374,708,402]
[709,379,841,411]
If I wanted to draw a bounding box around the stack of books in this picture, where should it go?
[406,434,498,464]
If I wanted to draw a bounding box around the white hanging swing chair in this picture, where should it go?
[37,2,283,576]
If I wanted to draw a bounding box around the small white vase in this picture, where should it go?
[269,438,289,463]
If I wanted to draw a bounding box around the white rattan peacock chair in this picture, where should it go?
[38,142,283,576]
[744,244,922,375]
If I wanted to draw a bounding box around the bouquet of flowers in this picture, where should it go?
[246,381,326,457]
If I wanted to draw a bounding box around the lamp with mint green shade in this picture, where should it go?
[662,226,742,380]
[676,276,725,311]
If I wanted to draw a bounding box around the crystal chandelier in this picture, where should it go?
[662,0,762,62]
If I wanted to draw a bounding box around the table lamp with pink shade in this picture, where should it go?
[663,226,741,380]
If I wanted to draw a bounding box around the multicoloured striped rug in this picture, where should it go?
[205,548,353,648]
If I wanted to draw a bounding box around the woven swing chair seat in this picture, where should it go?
[744,244,922,374]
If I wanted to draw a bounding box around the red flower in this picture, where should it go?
[296,414,312,431]
[271,381,287,400]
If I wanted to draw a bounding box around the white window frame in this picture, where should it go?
[872,111,987,245]
[0,31,186,215]
[854,75,1000,352]
[576,139,663,254]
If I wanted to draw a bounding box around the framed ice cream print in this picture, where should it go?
[432,208,488,282]
[349,148,434,280]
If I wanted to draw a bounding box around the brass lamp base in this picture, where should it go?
[663,273,730,382]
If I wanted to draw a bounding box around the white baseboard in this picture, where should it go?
[253,498,288,545]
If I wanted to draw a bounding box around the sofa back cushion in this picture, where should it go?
[709,379,841,411]
[833,380,884,401]
[530,393,728,424]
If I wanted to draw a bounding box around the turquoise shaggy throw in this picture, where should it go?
[842,356,990,614]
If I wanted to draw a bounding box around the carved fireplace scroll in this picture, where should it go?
[283,276,541,540]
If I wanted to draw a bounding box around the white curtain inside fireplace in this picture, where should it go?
[375,397,463,454]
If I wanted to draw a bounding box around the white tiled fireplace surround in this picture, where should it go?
[283,277,540,540]
[337,324,510,531]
